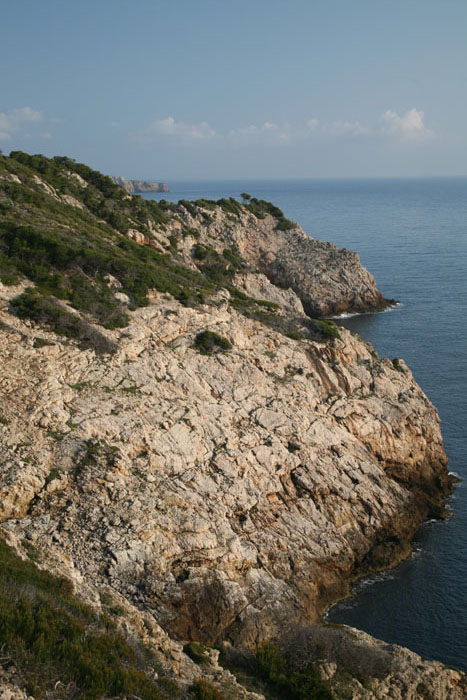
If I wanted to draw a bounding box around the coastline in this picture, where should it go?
[0,153,464,697]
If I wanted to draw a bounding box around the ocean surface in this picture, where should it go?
[143,178,467,671]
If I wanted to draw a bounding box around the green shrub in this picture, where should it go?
[190,680,226,700]
[255,642,334,700]
[183,641,210,665]
[256,641,286,680]
[246,198,295,231]
[11,288,117,354]
[0,538,179,700]
[312,320,341,341]
[194,330,232,355]
[216,197,242,217]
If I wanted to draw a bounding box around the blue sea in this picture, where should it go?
[143,178,467,671]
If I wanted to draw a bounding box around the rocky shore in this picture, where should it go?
[0,152,463,699]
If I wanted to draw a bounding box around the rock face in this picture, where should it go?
[175,202,389,317]
[280,625,467,699]
[111,176,168,193]
[0,287,451,648]
[0,153,462,697]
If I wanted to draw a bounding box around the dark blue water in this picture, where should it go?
[144,178,467,670]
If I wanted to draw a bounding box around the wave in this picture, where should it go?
[329,302,403,321]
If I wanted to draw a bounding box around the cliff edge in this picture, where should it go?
[0,151,462,700]
[112,175,169,193]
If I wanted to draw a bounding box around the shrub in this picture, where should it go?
[216,197,242,217]
[194,330,232,355]
[312,320,341,341]
[183,641,210,665]
[11,289,117,354]
[0,538,179,700]
[255,642,334,700]
[256,641,286,680]
[190,680,226,700]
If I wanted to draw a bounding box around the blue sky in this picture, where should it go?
[1,0,467,179]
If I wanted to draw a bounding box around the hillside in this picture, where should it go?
[0,152,463,700]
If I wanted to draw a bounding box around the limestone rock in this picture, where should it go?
[174,203,389,317]
[0,290,452,654]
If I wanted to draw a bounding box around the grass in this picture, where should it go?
[0,538,180,700]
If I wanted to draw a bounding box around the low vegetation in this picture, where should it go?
[183,641,211,665]
[246,197,296,231]
[0,151,338,351]
[190,680,226,700]
[194,330,232,354]
[218,641,334,700]
[0,538,179,700]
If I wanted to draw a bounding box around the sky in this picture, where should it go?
[1,0,467,179]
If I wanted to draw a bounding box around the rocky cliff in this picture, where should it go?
[0,152,463,699]
[111,175,169,193]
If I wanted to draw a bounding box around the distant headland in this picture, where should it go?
[111,175,168,193]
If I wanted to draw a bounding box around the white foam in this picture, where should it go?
[449,471,462,480]
[328,302,403,321]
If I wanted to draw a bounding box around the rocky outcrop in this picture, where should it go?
[280,625,467,699]
[0,152,461,696]
[0,285,451,652]
[175,202,390,317]
[112,176,168,193]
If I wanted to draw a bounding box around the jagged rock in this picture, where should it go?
[112,176,168,193]
[0,153,462,696]
[283,625,467,699]
[174,203,389,317]
[233,272,306,317]
[0,290,452,655]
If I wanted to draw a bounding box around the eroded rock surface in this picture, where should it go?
[173,203,389,316]
[0,288,450,646]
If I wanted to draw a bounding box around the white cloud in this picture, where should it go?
[326,120,370,136]
[147,116,218,140]
[307,118,319,130]
[228,121,292,143]
[10,106,42,123]
[380,108,433,140]
[137,110,433,149]
[0,106,44,140]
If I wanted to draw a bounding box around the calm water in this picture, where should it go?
[144,178,467,670]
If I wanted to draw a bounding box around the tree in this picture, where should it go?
[240,192,251,204]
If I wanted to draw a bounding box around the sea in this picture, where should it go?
[143,177,467,671]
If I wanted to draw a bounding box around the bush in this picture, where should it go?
[312,320,341,341]
[194,330,232,355]
[216,197,243,217]
[190,680,226,700]
[247,198,296,231]
[11,288,117,354]
[0,538,179,700]
[183,641,210,665]
[255,642,334,700]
